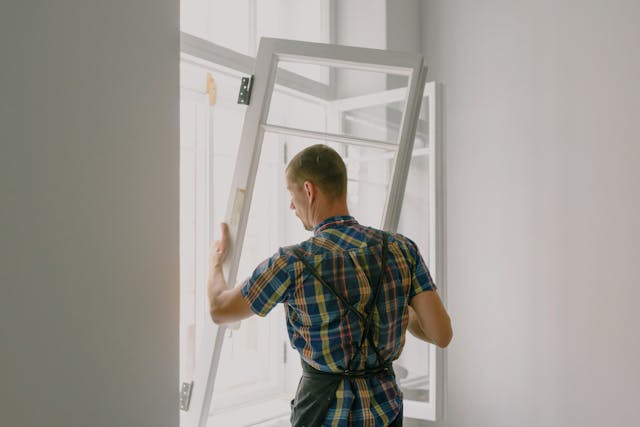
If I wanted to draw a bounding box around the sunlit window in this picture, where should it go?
[180,3,443,425]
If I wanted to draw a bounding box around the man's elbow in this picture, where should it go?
[209,308,224,325]
[435,330,452,348]
[209,300,230,325]
[434,321,453,348]
[209,290,231,324]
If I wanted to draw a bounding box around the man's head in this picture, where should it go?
[285,144,349,231]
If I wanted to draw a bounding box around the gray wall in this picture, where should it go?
[0,2,179,426]
[409,0,640,426]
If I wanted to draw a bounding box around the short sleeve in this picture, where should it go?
[240,251,292,317]
[407,239,437,300]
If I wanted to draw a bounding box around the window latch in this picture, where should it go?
[237,75,254,105]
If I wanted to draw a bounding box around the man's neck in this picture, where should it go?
[311,206,350,228]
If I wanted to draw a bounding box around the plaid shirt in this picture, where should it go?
[241,215,436,426]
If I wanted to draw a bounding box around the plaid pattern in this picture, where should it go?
[241,215,436,426]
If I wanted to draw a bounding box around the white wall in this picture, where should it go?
[409,0,640,426]
[335,0,387,98]
[0,2,179,427]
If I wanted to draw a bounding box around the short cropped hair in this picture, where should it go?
[285,144,347,199]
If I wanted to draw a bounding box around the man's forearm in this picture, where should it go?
[208,264,229,316]
[407,306,435,344]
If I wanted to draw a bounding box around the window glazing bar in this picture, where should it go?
[261,124,397,150]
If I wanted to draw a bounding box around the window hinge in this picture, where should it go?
[237,75,254,105]
[179,381,194,411]
[283,341,287,364]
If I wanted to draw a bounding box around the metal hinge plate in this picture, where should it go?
[179,381,194,411]
[237,75,254,105]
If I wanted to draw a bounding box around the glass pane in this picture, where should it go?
[344,145,393,227]
[384,96,430,149]
[236,133,288,280]
[341,103,404,145]
[279,136,394,230]
[213,133,287,412]
[212,316,282,412]
[223,133,420,411]
[266,61,410,145]
[397,154,430,260]
[230,131,397,296]
[339,92,429,149]
[208,128,419,416]
[396,152,432,404]
[268,89,328,135]
[396,334,431,402]
[277,61,331,88]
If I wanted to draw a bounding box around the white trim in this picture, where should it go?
[431,81,446,421]
[181,32,332,100]
[181,32,254,76]
[263,38,420,76]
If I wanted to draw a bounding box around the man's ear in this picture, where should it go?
[303,181,316,202]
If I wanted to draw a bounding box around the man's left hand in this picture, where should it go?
[210,222,230,270]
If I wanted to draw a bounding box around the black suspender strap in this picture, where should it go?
[292,233,390,376]
[352,233,389,370]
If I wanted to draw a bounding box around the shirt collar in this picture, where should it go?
[313,215,358,235]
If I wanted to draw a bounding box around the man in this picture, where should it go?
[208,144,452,426]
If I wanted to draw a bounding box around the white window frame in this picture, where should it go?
[180,34,446,427]
[328,82,444,421]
